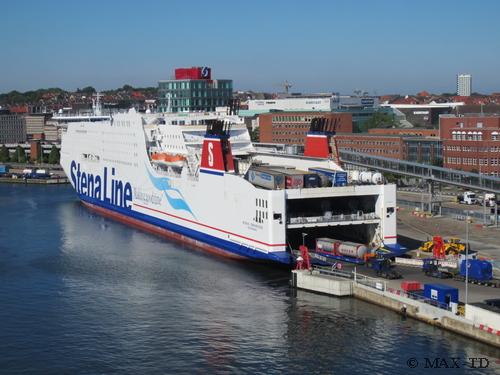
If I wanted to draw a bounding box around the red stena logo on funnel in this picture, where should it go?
[200,137,235,175]
[201,138,224,171]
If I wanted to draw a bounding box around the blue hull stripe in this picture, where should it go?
[200,169,224,176]
[78,194,291,265]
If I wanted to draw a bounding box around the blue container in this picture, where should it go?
[423,283,458,305]
[460,259,493,281]
[308,167,347,187]
[303,173,320,188]
[334,171,347,186]
[0,165,8,174]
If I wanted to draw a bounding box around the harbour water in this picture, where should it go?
[0,184,499,374]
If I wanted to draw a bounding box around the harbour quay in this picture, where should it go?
[0,163,68,184]
[292,265,500,348]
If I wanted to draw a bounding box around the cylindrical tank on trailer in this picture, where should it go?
[337,242,369,258]
[316,238,369,259]
[316,238,336,252]
[348,170,360,183]
[371,172,383,184]
[359,171,372,184]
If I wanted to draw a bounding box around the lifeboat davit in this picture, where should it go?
[151,153,186,168]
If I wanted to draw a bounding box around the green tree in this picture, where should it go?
[11,145,27,163]
[358,111,399,132]
[250,126,259,142]
[80,86,96,94]
[0,145,9,162]
[18,147,26,163]
[383,172,398,184]
[48,145,60,164]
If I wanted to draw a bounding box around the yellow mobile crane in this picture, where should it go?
[419,237,465,256]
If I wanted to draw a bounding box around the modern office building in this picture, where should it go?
[440,114,500,176]
[246,96,381,133]
[25,114,47,140]
[380,102,463,127]
[157,67,233,112]
[457,74,472,97]
[0,114,26,144]
[258,112,353,145]
[43,119,62,142]
[404,137,442,165]
[247,95,379,112]
[248,97,333,112]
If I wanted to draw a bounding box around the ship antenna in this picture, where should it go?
[93,92,103,116]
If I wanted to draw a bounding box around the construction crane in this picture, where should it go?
[282,80,293,94]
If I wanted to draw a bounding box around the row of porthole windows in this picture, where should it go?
[113,121,131,128]
[102,158,133,166]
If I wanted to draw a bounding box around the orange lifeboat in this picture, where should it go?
[151,153,186,167]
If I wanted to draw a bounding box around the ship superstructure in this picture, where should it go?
[57,104,398,265]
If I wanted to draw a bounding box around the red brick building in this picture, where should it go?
[440,114,500,176]
[334,133,406,159]
[335,132,442,165]
[258,112,352,145]
[368,128,439,137]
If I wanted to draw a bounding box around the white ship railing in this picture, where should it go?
[288,212,379,225]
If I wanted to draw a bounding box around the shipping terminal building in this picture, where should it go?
[158,67,233,113]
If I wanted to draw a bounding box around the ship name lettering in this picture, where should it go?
[70,160,132,209]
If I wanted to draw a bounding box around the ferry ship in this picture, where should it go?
[56,98,399,265]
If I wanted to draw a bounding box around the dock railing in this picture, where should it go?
[313,266,353,279]
[353,269,387,291]
[386,287,452,311]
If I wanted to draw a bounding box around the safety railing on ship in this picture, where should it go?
[288,212,379,225]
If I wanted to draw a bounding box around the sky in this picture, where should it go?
[1,0,499,95]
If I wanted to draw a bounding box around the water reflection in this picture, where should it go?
[0,184,498,374]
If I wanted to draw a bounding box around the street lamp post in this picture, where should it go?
[465,213,468,304]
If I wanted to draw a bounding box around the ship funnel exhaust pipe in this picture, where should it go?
[303,117,342,165]
[200,120,235,175]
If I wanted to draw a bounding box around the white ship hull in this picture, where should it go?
[59,109,398,265]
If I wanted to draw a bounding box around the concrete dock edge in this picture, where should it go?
[292,269,500,348]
